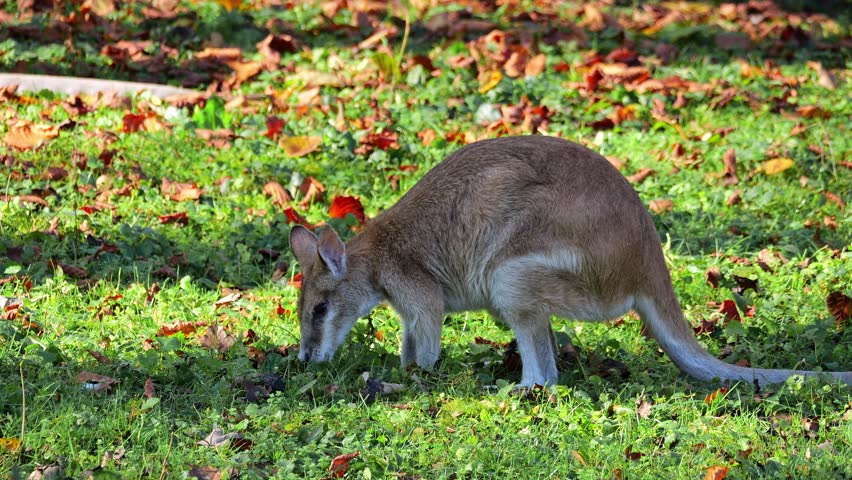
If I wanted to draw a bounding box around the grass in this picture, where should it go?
[1,0,851,478]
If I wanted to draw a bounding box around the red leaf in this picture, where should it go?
[283,207,315,230]
[718,300,741,324]
[122,112,152,133]
[264,116,285,139]
[328,452,360,478]
[289,272,303,289]
[329,196,366,224]
[361,130,399,150]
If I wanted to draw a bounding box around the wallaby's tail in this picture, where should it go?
[633,283,852,387]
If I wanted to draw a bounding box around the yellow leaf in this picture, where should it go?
[279,136,322,157]
[0,438,21,452]
[759,158,795,175]
[478,70,502,94]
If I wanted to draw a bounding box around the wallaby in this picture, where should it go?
[289,135,851,387]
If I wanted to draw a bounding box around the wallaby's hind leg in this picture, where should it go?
[498,310,558,387]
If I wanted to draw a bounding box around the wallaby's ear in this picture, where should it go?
[289,225,318,269]
[317,227,346,277]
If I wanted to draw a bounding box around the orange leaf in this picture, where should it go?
[279,135,322,157]
[161,177,202,201]
[329,196,366,224]
[122,112,153,133]
[718,300,741,324]
[705,466,729,480]
[283,207,315,229]
[156,320,208,337]
[299,176,325,206]
[262,181,292,206]
[0,438,21,453]
[289,272,303,289]
[704,387,728,405]
[3,119,60,150]
[328,451,360,478]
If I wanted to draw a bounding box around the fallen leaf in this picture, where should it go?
[264,116,285,138]
[3,119,60,150]
[161,177,202,201]
[478,70,502,94]
[288,272,303,288]
[704,387,728,405]
[48,260,88,279]
[197,427,248,449]
[279,136,322,157]
[757,158,795,175]
[705,465,729,480]
[76,371,119,392]
[329,196,366,224]
[722,149,738,185]
[87,349,111,364]
[298,176,325,206]
[806,61,836,90]
[718,300,741,324]
[328,452,360,478]
[144,377,156,398]
[525,53,546,77]
[827,292,851,328]
[795,105,831,119]
[0,194,49,206]
[188,466,227,480]
[156,320,208,337]
[214,291,242,307]
[571,450,588,466]
[158,211,189,225]
[649,199,673,213]
[706,267,723,288]
[627,168,655,184]
[262,181,292,207]
[199,326,236,353]
[624,445,643,461]
[0,438,21,453]
[636,396,652,419]
[225,60,263,85]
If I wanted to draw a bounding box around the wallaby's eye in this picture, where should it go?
[312,301,328,318]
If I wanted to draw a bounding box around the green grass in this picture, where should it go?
[1,1,851,478]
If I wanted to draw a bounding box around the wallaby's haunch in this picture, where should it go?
[289,136,851,387]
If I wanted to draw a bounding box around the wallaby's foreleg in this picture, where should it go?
[388,280,444,370]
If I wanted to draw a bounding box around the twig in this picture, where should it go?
[19,361,26,463]
[159,432,174,480]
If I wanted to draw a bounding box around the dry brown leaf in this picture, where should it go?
[279,136,322,157]
[144,377,157,398]
[299,176,325,206]
[649,199,674,213]
[722,148,738,185]
[705,465,729,480]
[328,452,360,478]
[161,177,202,201]
[226,60,263,85]
[87,349,112,365]
[827,292,852,328]
[156,320,208,337]
[76,371,119,392]
[262,181,292,206]
[3,119,60,150]
[199,326,236,353]
[806,61,836,90]
[627,168,655,184]
[795,105,831,119]
[525,53,546,77]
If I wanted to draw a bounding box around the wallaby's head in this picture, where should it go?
[288,225,373,363]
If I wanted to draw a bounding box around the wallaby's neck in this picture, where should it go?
[344,228,385,296]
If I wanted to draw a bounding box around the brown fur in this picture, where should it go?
[289,136,852,387]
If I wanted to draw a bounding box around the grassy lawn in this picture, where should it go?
[1,1,851,478]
